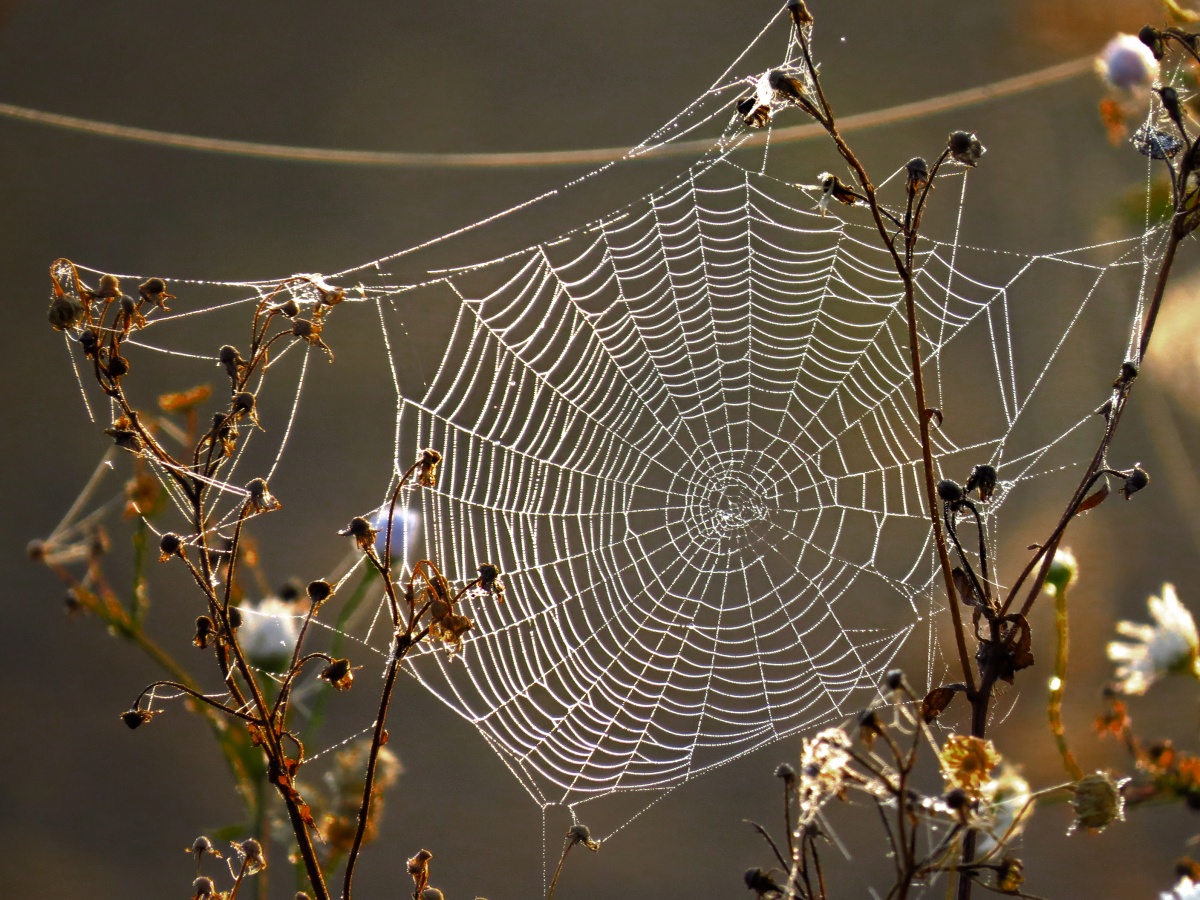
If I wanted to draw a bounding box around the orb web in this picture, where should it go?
[46,4,1170,841]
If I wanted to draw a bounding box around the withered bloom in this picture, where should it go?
[121,708,160,729]
[232,838,266,874]
[339,516,378,552]
[291,318,333,358]
[947,130,986,167]
[319,658,355,691]
[187,835,222,865]
[965,464,997,501]
[477,562,504,600]
[139,277,174,310]
[415,448,443,488]
[193,615,216,649]
[218,345,246,382]
[407,849,433,896]
[246,477,281,513]
[105,416,144,454]
[231,391,261,429]
[905,156,929,193]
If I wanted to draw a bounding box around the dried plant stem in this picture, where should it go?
[546,838,576,900]
[790,14,976,697]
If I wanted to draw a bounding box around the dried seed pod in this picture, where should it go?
[219,344,246,381]
[95,273,122,299]
[319,658,355,691]
[193,615,216,649]
[947,131,986,166]
[774,762,796,780]
[937,479,964,503]
[307,580,334,605]
[339,516,378,551]
[966,464,998,501]
[905,156,929,193]
[159,532,183,561]
[1138,25,1165,60]
[47,291,85,331]
[1122,464,1150,499]
[139,277,174,310]
[121,708,158,729]
[246,477,281,513]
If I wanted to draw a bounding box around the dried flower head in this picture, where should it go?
[218,344,246,382]
[1097,33,1159,91]
[319,658,356,691]
[105,416,144,454]
[568,823,601,851]
[232,838,266,875]
[947,131,986,166]
[47,289,85,331]
[187,835,222,865]
[339,516,379,552]
[415,448,443,488]
[139,276,174,310]
[798,727,852,822]
[192,876,219,899]
[745,866,786,898]
[193,615,217,649]
[1070,771,1128,833]
[939,734,1001,796]
[1108,583,1200,694]
[121,708,160,729]
[246,478,281,514]
[1122,464,1150,499]
[231,391,261,429]
[905,156,929,193]
[158,532,184,562]
[407,849,434,896]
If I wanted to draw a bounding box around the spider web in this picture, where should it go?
[48,5,1168,843]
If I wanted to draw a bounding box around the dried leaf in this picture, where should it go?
[922,684,965,723]
[952,567,985,607]
[1077,481,1109,513]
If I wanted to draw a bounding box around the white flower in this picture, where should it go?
[1162,877,1200,900]
[1097,33,1159,92]
[237,597,301,671]
[977,766,1032,855]
[1107,584,1200,695]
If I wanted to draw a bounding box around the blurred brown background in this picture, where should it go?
[4,1,1200,898]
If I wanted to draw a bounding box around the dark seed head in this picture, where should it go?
[1138,25,1165,60]
[307,580,334,604]
[885,669,906,692]
[937,479,964,503]
[775,762,796,780]
[945,787,969,810]
[121,709,155,729]
[1122,465,1150,499]
[159,533,183,556]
